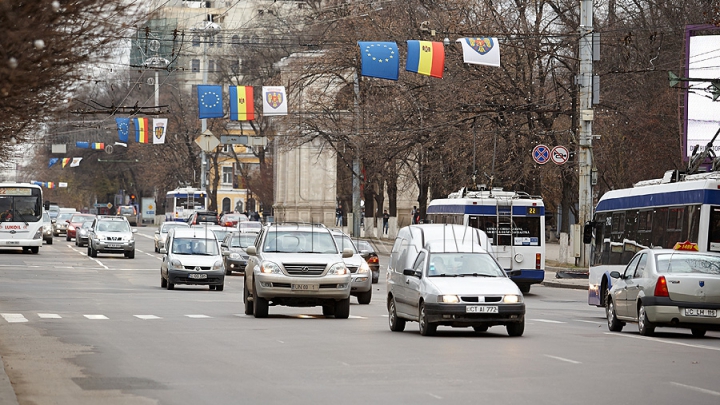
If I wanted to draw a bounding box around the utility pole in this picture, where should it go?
[352,72,362,238]
[578,0,594,267]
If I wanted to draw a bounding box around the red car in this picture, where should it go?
[219,213,248,227]
[66,213,97,241]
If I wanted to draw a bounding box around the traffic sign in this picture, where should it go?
[195,130,220,152]
[532,145,550,165]
[551,145,570,165]
[220,135,248,145]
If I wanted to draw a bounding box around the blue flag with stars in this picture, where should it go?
[358,41,399,80]
[198,85,224,119]
[115,117,130,143]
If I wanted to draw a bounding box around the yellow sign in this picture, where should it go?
[673,241,699,251]
[107,203,112,209]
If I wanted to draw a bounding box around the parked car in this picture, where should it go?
[331,230,372,304]
[154,221,190,253]
[160,227,225,291]
[356,240,380,283]
[87,216,136,258]
[243,223,353,318]
[74,220,94,247]
[53,213,74,236]
[42,211,53,244]
[221,231,258,274]
[220,213,248,227]
[117,205,138,226]
[238,221,262,233]
[66,213,96,241]
[387,224,524,336]
[187,210,219,226]
[605,244,720,337]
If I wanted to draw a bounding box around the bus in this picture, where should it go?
[586,170,720,308]
[426,187,545,293]
[0,183,43,253]
[165,187,208,222]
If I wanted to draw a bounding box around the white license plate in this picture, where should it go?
[107,244,121,248]
[188,273,207,279]
[6,241,19,245]
[684,308,717,317]
[466,306,498,313]
[291,284,319,291]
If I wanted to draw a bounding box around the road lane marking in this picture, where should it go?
[134,315,161,320]
[604,332,720,351]
[670,382,720,397]
[544,354,581,364]
[529,319,566,324]
[84,315,109,320]
[186,315,211,318]
[1,314,28,323]
[136,234,154,240]
[38,313,62,319]
[68,245,108,269]
[575,320,604,325]
[348,315,368,319]
[427,393,443,400]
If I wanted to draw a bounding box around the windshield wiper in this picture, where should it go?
[458,273,495,277]
[432,273,458,277]
[13,211,29,226]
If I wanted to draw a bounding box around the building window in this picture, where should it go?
[216,34,222,48]
[222,166,233,185]
[191,59,200,72]
[192,35,200,47]
[208,60,215,72]
[231,35,240,48]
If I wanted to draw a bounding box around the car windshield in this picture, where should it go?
[42,212,50,222]
[161,223,188,233]
[172,238,219,256]
[263,230,338,254]
[239,222,262,231]
[356,240,373,252]
[97,221,130,233]
[81,221,94,229]
[427,253,505,277]
[120,207,134,215]
[57,213,73,221]
[231,234,257,248]
[656,253,720,275]
[333,235,358,254]
[71,214,95,223]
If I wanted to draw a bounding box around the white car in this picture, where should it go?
[331,230,372,304]
[161,227,225,291]
[154,221,190,253]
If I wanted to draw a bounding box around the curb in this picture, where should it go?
[541,280,588,290]
[0,355,19,405]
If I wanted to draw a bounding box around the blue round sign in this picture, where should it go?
[532,144,550,165]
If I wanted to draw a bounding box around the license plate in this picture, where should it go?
[107,244,121,248]
[291,284,319,291]
[466,306,498,313]
[6,241,19,245]
[684,308,717,317]
[188,273,207,279]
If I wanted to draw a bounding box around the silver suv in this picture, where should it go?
[243,223,353,318]
[88,216,136,258]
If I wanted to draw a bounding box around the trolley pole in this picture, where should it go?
[578,0,594,267]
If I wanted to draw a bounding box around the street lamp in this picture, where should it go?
[143,39,170,113]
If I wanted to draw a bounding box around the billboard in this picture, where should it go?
[684,25,720,159]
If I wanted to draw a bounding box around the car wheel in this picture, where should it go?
[638,303,655,336]
[506,319,525,337]
[372,271,379,284]
[166,280,174,290]
[357,290,372,305]
[89,245,97,258]
[253,281,269,318]
[225,268,231,276]
[209,285,216,290]
[322,305,335,317]
[243,282,254,315]
[161,275,167,288]
[334,298,350,319]
[75,238,78,246]
[126,250,135,259]
[30,246,39,254]
[418,302,437,336]
[691,328,707,337]
[606,297,624,332]
[47,238,52,245]
[66,234,70,242]
[518,283,531,294]
[215,284,224,292]
[388,297,406,332]
[473,326,489,332]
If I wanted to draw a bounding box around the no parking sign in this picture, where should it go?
[551,146,569,165]
[532,145,550,165]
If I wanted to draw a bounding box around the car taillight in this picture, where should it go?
[654,276,669,297]
[536,253,541,269]
[367,256,379,264]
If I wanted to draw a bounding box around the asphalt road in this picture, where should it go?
[1,228,719,405]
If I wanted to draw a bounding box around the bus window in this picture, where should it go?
[666,207,684,247]
[637,210,653,248]
[651,207,668,248]
[708,207,720,252]
[685,205,700,243]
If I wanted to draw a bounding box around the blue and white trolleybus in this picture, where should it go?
[165,187,208,222]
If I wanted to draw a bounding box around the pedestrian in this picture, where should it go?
[335,204,343,226]
[411,206,418,224]
[382,209,389,235]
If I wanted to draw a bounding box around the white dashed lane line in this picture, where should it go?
[605,332,720,352]
[529,319,566,324]
[1,314,28,323]
[38,313,62,319]
[670,382,720,397]
[544,354,581,364]
[134,315,162,320]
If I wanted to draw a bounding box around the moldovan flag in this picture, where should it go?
[457,37,500,67]
[61,158,71,168]
[91,143,104,150]
[229,86,255,121]
[47,182,56,189]
[262,86,287,116]
[406,40,445,78]
[153,118,168,144]
[70,157,82,167]
[133,117,149,143]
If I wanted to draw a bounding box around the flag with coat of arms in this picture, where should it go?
[457,37,500,67]
[262,86,287,116]
[153,118,167,144]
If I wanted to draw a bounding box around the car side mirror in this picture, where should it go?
[342,248,353,258]
[154,230,159,235]
[221,242,227,248]
[246,246,257,256]
[159,247,167,254]
[609,271,621,279]
[132,229,137,233]
[403,268,416,277]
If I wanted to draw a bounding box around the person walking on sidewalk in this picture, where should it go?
[382,210,389,235]
[335,204,343,226]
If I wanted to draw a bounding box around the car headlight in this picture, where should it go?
[357,261,370,274]
[230,253,240,259]
[212,260,223,271]
[438,295,460,303]
[68,225,75,231]
[327,262,348,275]
[260,260,282,274]
[503,295,521,303]
[169,259,183,269]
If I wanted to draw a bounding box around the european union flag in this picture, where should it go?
[48,158,58,168]
[116,117,130,143]
[198,85,224,118]
[359,42,399,80]
[76,141,89,149]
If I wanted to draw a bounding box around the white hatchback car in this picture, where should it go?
[161,227,225,291]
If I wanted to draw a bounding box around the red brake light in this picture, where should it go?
[654,276,669,297]
[536,253,541,270]
[367,256,379,264]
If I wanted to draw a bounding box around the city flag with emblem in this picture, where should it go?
[358,41,399,80]
[197,85,224,118]
[115,117,130,143]
[457,37,500,67]
[229,86,255,121]
[133,117,149,143]
[262,86,287,116]
[153,118,167,144]
[406,40,445,78]
[70,157,82,167]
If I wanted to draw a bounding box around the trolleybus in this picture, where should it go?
[165,187,208,222]
[0,182,43,253]
[426,187,545,293]
[586,171,720,307]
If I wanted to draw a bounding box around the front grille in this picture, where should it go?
[319,284,338,289]
[105,236,122,241]
[183,266,211,271]
[347,266,358,273]
[283,264,325,275]
[461,296,503,303]
[273,283,291,288]
[462,296,479,303]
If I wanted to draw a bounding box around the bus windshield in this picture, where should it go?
[0,187,42,223]
[469,215,541,247]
